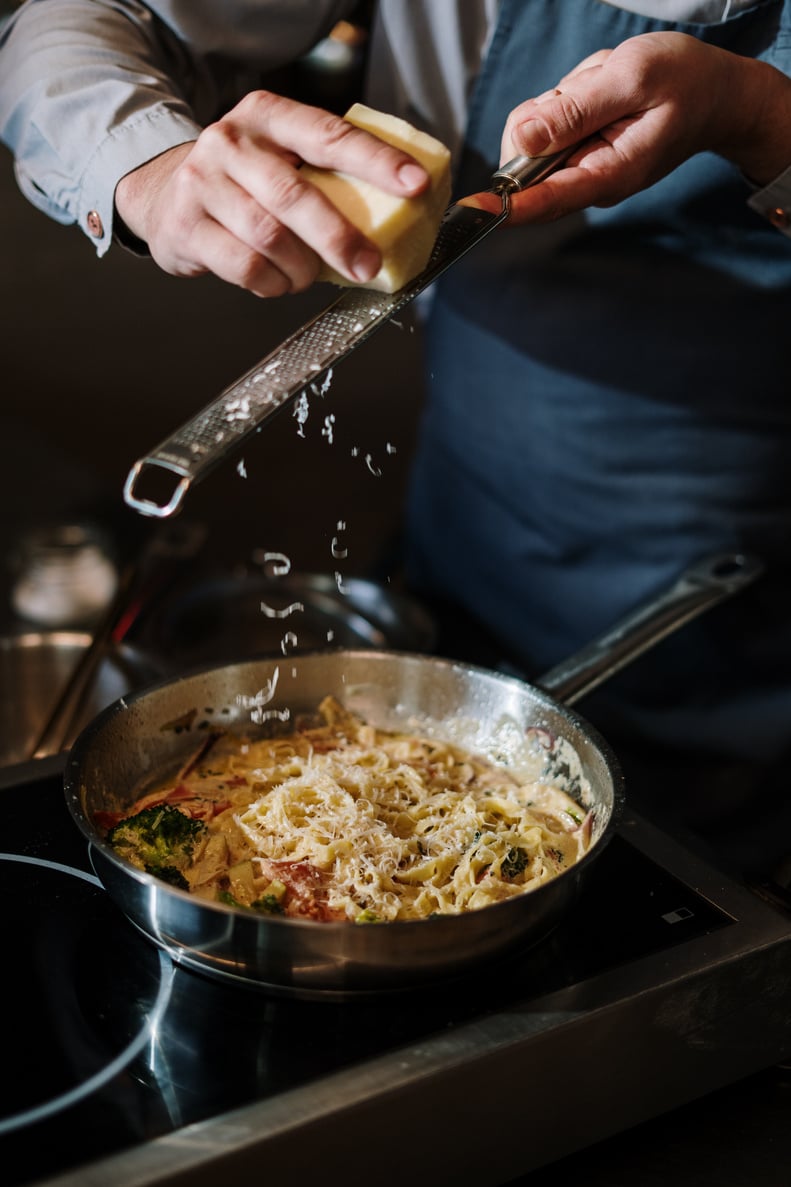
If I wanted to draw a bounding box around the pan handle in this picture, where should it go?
[535,552,764,707]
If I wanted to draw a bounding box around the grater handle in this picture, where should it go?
[492,147,580,193]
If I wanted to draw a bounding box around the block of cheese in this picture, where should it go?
[301,103,452,293]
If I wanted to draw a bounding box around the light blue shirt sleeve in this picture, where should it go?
[0,0,354,255]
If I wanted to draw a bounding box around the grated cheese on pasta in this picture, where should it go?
[112,697,592,923]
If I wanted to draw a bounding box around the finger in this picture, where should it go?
[196,114,383,283]
[501,62,634,160]
[238,91,429,197]
[456,191,502,214]
[182,215,295,298]
[556,48,612,84]
[504,150,634,224]
[228,149,382,284]
[202,173,323,292]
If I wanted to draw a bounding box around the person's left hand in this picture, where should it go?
[468,31,791,224]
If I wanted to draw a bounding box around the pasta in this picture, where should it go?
[105,696,592,923]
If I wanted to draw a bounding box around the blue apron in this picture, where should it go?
[405,0,791,872]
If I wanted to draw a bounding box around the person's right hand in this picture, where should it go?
[114,90,429,297]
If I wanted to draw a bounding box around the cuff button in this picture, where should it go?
[86,210,104,238]
[767,206,790,229]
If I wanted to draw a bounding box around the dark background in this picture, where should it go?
[1,7,790,1183]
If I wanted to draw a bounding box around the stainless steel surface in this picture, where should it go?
[123,150,579,520]
[491,147,579,191]
[64,552,760,997]
[0,632,155,767]
[29,562,140,760]
[30,521,206,759]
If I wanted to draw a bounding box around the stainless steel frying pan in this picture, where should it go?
[64,552,761,1000]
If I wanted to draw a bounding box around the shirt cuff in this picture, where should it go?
[77,105,201,257]
[747,163,791,236]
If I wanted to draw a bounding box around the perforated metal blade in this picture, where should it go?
[124,151,572,518]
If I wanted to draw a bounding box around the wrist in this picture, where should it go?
[114,141,195,245]
[714,55,791,186]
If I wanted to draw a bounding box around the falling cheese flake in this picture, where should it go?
[293,392,309,437]
[237,459,248,478]
[331,521,348,559]
[280,631,298,655]
[252,550,291,577]
[322,413,335,444]
[365,454,383,477]
[260,599,305,619]
[236,668,280,711]
[235,668,291,724]
[253,707,291,725]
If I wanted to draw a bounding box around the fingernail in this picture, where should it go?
[517,120,551,155]
[351,246,379,281]
[397,162,427,192]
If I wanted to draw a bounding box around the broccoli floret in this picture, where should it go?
[250,892,285,915]
[355,908,381,924]
[217,889,285,915]
[500,846,529,880]
[107,804,208,889]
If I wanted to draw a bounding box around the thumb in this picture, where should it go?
[501,57,617,162]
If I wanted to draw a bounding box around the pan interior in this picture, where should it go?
[69,650,616,845]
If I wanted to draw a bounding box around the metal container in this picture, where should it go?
[0,632,155,766]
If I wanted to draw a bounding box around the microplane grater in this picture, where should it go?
[124,150,574,518]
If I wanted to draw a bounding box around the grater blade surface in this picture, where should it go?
[123,199,508,518]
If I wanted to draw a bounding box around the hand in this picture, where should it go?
[114,90,429,296]
[472,32,791,224]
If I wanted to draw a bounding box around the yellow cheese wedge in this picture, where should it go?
[301,102,452,293]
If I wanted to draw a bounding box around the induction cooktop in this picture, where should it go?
[3,756,791,1187]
